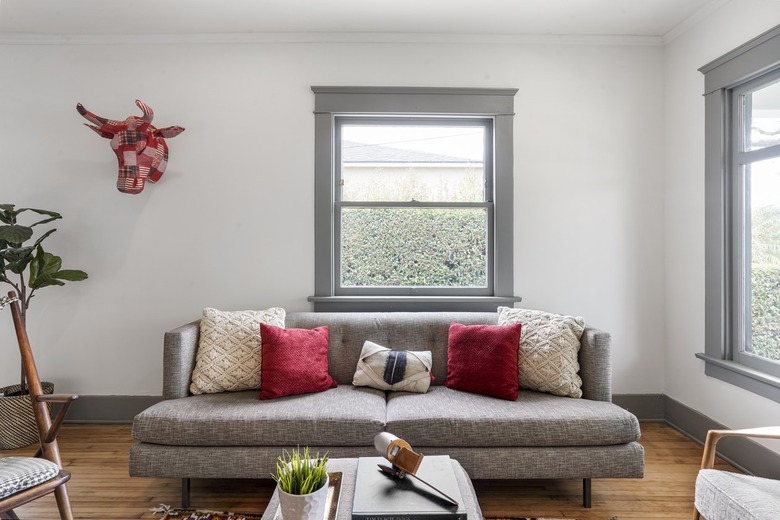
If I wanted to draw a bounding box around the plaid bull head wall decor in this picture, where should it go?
[76,100,185,194]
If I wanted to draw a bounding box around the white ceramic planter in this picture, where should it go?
[278,475,329,520]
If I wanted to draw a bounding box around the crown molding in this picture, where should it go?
[663,0,734,44]
[0,31,663,47]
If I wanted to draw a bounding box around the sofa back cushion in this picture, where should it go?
[285,312,497,385]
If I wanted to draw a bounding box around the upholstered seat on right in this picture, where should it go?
[692,426,780,520]
[695,469,780,520]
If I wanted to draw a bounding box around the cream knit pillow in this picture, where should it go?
[190,307,286,395]
[497,306,585,398]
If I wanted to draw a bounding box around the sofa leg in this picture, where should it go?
[182,478,191,509]
[583,478,592,508]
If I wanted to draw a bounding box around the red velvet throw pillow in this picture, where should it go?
[444,322,521,401]
[259,323,338,400]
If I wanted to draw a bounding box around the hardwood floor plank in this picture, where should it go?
[2,422,731,519]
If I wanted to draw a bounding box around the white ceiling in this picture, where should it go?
[0,0,727,40]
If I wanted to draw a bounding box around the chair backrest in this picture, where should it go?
[7,291,59,464]
[0,290,75,519]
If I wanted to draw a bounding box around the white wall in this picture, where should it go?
[0,39,664,395]
[664,0,780,432]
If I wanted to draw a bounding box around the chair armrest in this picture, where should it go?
[36,394,78,444]
[700,427,780,469]
[36,394,79,404]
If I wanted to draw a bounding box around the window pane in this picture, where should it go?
[748,156,780,362]
[745,79,780,151]
[340,207,488,288]
[341,124,485,202]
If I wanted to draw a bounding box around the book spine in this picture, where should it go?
[352,514,467,520]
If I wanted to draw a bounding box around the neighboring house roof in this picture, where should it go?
[342,141,479,164]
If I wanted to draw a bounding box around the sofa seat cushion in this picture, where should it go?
[385,386,640,448]
[133,386,386,447]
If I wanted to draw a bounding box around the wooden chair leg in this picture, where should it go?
[53,483,74,520]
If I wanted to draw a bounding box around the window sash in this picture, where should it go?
[730,74,780,377]
[334,202,494,296]
[333,116,495,296]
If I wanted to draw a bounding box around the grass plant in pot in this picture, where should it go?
[0,204,88,449]
[272,447,330,520]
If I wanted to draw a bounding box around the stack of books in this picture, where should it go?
[351,455,467,520]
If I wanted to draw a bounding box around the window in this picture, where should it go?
[309,87,520,311]
[733,74,780,375]
[700,24,780,401]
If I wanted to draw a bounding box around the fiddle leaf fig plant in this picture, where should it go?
[0,203,88,395]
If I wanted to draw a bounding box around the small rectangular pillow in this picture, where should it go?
[497,306,585,398]
[353,341,433,393]
[259,323,338,400]
[444,322,522,401]
[190,307,286,395]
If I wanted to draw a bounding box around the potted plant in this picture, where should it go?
[0,204,88,449]
[272,447,330,520]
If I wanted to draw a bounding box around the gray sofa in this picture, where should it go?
[129,312,644,508]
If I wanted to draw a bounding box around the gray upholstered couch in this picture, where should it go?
[129,312,644,508]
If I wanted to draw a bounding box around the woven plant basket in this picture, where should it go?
[0,382,54,450]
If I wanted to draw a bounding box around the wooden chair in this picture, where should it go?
[692,426,780,520]
[0,292,78,520]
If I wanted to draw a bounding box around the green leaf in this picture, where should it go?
[31,228,57,249]
[0,225,33,244]
[0,204,15,224]
[34,248,62,279]
[1,246,35,274]
[29,274,65,290]
[16,208,62,228]
[53,269,88,282]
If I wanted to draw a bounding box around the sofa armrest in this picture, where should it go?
[579,326,612,402]
[163,320,200,400]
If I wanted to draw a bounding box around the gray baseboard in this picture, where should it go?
[612,393,666,420]
[63,392,780,480]
[66,395,163,423]
[663,395,780,480]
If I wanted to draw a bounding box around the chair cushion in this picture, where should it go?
[0,457,60,499]
[132,386,387,447]
[695,468,780,520]
[386,386,641,447]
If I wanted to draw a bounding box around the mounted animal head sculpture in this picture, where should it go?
[76,100,185,194]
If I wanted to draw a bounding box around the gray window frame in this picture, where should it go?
[699,23,780,402]
[309,87,521,312]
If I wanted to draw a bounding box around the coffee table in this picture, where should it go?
[261,457,483,520]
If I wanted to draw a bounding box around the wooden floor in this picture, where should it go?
[3,421,737,520]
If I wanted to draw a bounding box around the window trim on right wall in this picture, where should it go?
[699,23,780,403]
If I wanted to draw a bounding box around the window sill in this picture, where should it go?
[696,353,780,403]
[307,295,522,312]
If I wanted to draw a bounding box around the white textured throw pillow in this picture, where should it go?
[190,307,286,395]
[353,341,433,393]
[497,306,585,398]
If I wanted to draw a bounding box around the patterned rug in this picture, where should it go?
[155,512,579,520]
[153,505,263,520]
